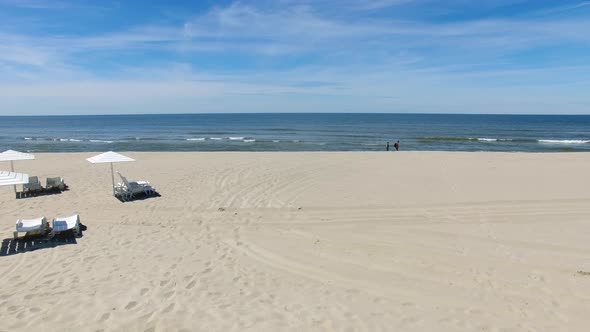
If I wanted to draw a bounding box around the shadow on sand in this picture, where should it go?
[116,191,161,203]
[0,224,87,257]
[16,187,70,199]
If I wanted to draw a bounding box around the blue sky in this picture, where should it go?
[0,0,589,115]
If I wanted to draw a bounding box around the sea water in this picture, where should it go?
[1,113,589,152]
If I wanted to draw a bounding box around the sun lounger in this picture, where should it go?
[51,214,81,236]
[46,177,67,191]
[114,183,132,201]
[14,217,49,239]
[23,176,43,193]
[116,172,155,197]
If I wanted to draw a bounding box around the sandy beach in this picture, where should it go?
[1,151,589,331]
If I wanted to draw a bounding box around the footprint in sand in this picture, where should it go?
[373,297,387,304]
[125,301,138,310]
[186,280,197,289]
[401,302,417,308]
[99,312,111,322]
[139,312,154,321]
[162,303,175,314]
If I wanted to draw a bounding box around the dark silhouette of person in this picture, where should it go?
[394,141,399,151]
[386,142,390,151]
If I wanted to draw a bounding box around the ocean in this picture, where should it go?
[1,113,589,152]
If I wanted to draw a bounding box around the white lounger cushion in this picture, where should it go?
[23,176,43,191]
[116,173,155,198]
[52,214,80,232]
[16,217,47,232]
[46,177,65,189]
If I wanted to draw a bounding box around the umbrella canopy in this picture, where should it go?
[0,150,35,162]
[87,151,135,164]
[0,171,29,187]
[0,150,35,192]
[87,151,135,196]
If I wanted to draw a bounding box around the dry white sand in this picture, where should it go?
[1,152,589,331]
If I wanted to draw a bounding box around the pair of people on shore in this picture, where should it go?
[386,141,400,151]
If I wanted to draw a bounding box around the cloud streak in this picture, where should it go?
[0,1,589,114]
[4,4,589,67]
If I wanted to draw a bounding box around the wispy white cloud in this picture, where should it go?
[0,1,589,114]
[3,2,589,69]
[351,0,415,10]
[277,0,416,11]
[534,1,590,15]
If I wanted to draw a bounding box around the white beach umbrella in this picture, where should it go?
[0,170,29,187]
[0,150,35,193]
[86,151,135,196]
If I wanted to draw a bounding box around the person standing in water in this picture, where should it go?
[386,142,390,151]
[394,141,400,151]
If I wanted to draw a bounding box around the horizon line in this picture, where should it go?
[1,112,590,117]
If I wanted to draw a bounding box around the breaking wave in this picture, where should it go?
[538,139,590,144]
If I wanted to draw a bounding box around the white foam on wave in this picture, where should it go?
[24,137,33,140]
[229,137,244,140]
[474,138,513,142]
[210,137,222,140]
[186,138,205,141]
[272,140,280,143]
[45,138,83,142]
[243,139,255,143]
[539,139,589,144]
[89,139,114,143]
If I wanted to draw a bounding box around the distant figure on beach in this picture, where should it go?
[386,142,390,151]
[394,141,399,151]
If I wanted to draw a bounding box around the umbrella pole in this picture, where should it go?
[111,162,115,196]
[11,160,16,193]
